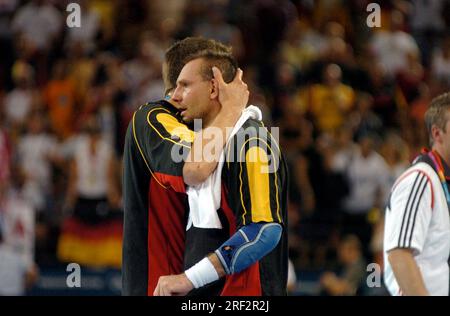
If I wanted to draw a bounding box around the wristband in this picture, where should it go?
[184,257,219,289]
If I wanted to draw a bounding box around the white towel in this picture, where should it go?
[186,105,263,230]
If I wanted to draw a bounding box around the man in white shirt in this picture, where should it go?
[0,181,38,295]
[370,10,419,77]
[11,0,62,52]
[332,132,390,256]
[384,92,450,296]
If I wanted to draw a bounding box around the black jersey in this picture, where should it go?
[122,100,193,296]
[184,118,289,296]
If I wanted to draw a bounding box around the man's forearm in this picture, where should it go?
[388,248,429,295]
[183,109,240,186]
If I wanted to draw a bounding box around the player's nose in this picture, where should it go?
[171,86,183,103]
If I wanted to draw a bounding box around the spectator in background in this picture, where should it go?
[395,52,424,104]
[65,115,121,225]
[11,0,62,85]
[431,35,450,87]
[294,63,355,135]
[3,61,40,131]
[10,0,62,54]
[0,165,36,271]
[349,92,383,141]
[194,2,244,61]
[332,132,390,258]
[289,18,330,63]
[290,118,316,216]
[17,111,60,217]
[273,62,298,121]
[304,21,365,89]
[311,0,351,35]
[80,53,124,149]
[319,235,366,296]
[43,60,77,140]
[370,10,420,78]
[410,0,446,66]
[0,210,38,296]
[292,123,350,269]
[66,42,97,109]
[57,114,122,270]
[279,20,319,74]
[366,62,398,128]
[121,33,163,109]
[87,0,118,50]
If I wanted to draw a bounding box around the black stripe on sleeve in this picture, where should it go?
[398,173,422,247]
[406,180,429,248]
[401,175,427,247]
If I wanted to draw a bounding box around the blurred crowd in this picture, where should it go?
[0,0,449,295]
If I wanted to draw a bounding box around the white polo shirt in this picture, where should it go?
[384,162,450,296]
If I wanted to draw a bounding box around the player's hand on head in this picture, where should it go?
[153,273,194,296]
[212,66,249,114]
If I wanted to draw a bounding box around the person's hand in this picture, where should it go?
[153,273,194,296]
[212,67,249,115]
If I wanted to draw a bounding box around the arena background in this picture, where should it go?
[0,0,449,296]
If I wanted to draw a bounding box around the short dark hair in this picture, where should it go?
[184,49,238,84]
[164,37,231,95]
[424,92,450,146]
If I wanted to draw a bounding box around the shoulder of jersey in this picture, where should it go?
[134,100,176,125]
[136,100,173,116]
[393,162,438,190]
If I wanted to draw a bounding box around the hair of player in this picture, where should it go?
[425,92,450,146]
[184,49,238,84]
[164,37,232,95]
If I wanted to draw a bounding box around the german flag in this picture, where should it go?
[57,217,123,269]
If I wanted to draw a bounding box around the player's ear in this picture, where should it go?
[210,78,219,100]
[432,125,442,144]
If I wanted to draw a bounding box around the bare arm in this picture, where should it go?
[183,67,249,186]
[388,248,429,296]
